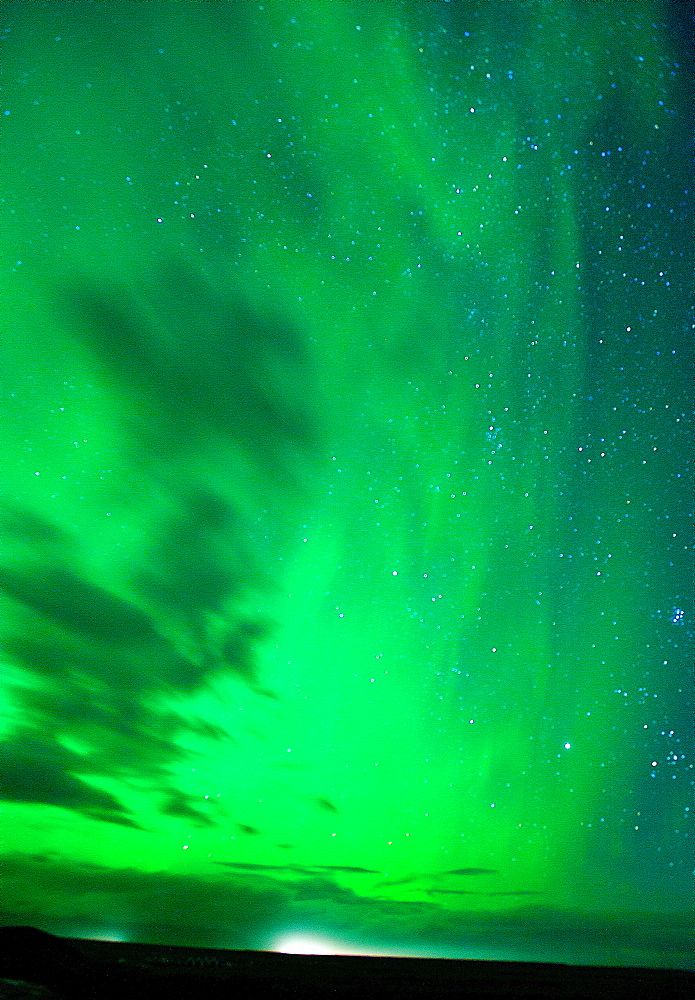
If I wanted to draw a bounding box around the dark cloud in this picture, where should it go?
[158,790,216,827]
[55,261,321,479]
[0,566,159,647]
[0,552,280,829]
[313,865,381,874]
[0,571,203,700]
[429,889,543,897]
[93,812,147,831]
[0,736,142,829]
[236,823,262,836]
[489,891,542,897]
[0,503,70,548]
[0,853,289,950]
[219,618,277,683]
[130,488,269,666]
[1,632,200,761]
[168,716,233,743]
[215,861,294,873]
[0,257,322,826]
[0,626,219,832]
[214,861,380,877]
[2,854,690,966]
[315,797,339,813]
[379,875,420,886]
[4,633,113,689]
[292,878,362,903]
[382,868,499,887]
[445,868,499,876]
[0,501,282,803]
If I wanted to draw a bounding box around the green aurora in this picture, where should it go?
[0,0,692,968]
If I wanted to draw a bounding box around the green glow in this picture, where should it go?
[0,0,691,969]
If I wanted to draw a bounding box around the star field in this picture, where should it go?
[0,0,692,970]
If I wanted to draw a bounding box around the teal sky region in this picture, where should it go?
[0,0,692,970]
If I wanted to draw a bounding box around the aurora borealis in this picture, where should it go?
[0,0,692,969]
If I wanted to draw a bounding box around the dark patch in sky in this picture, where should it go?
[237,824,262,836]
[1,852,689,966]
[0,575,203,694]
[429,889,543,896]
[445,868,499,876]
[130,489,272,679]
[215,861,290,872]
[315,797,339,813]
[2,632,196,761]
[0,267,324,848]
[159,791,216,827]
[312,865,380,874]
[379,875,420,886]
[219,617,276,683]
[490,891,543,896]
[56,261,320,481]
[164,715,234,743]
[0,492,300,820]
[0,736,142,829]
[292,878,362,903]
[1,853,289,950]
[253,686,283,702]
[213,861,379,877]
[382,868,498,887]
[0,566,162,648]
[0,257,322,829]
[90,812,147,831]
[0,504,70,548]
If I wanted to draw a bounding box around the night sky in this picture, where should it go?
[0,0,692,969]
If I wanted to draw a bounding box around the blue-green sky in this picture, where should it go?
[0,0,692,968]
